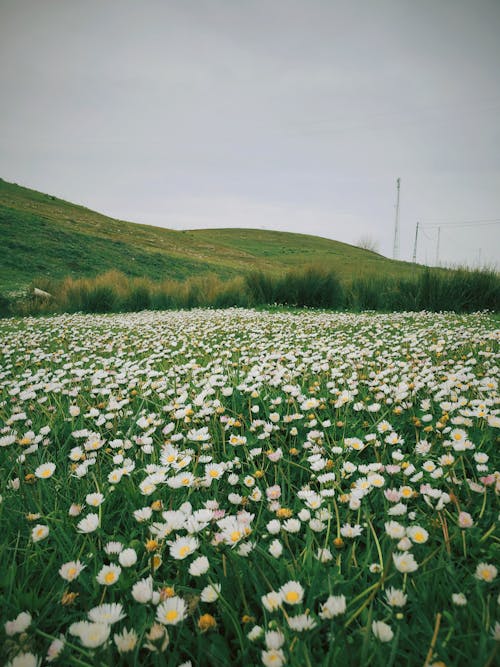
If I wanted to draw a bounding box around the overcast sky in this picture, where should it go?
[1,0,499,267]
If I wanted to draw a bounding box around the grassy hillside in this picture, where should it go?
[1,178,423,290]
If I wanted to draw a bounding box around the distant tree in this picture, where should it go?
[357,235,379,253]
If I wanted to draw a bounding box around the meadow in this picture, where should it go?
[0,308,499,666]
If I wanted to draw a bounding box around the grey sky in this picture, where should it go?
[1,0,499,267]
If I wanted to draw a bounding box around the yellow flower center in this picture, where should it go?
[209,470,219,478]
[165,609,178,622]
[40,469,52,478]
[285,591,300,603]
[230,531,241,542]
[104,571,116,584]
[68,567,77,578]
[179,546,190,557]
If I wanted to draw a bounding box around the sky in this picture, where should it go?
[1,0,499,267]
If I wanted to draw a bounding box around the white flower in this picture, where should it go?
[71,621,110,648]
[189,555,210,576]
[132,576,154,603]
[392,552,418,573]
[261,591,282,612]
[59,560,86,581]
[77,513,99,533]
[169,535,199,560]
[452,593,467,606]
[96,564,121,586]
[46,635,65,662]
[88,603,126,625]
[114,627,138,653]
[372,620,394,642]
[319,595,346,619]
[385,587,407,607]
[287,612,317,631]
[279,581,304,605]
[200,583,221,602]
[6,653,41,667]
[406,525,429,544]
[261,649,286,667]
[156,597,187,625]
[31,524,49,542]
[268,539,283,558]
[265,630,285,649]
[5,611,32,635]
[119,548,137,567]
[475,562,497,583]
[34,462,56,479]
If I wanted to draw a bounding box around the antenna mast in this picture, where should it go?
[435,226,441,266]
[412,221,419,263]
[392,177,401,259]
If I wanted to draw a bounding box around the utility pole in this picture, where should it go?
[392,177,401,260]
[412,221,419,263]
[435,226,441,266]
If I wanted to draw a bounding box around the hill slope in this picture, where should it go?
[1,178,422,290]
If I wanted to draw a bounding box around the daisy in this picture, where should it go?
[372,620,394,642]
[475,562,497,583]
[32,524,49,542]
[88,603,126,625]
[96,564,121,586]
[406,526,429,544]
[114,628,138,653]
[279,581,304,605]
[189,555,210,576]
[59,560,86,581]
[200,583,221,602]
[319,595,346,619]
[393,552,419,573]
[385,587,407,607]
[5,611,32,635]
[156,596,187,625]
[76,513,99,533]
[34,462,56,479]
[169,535,199,560]
[261,649,286,667]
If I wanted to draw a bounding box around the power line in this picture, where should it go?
[421,218,500,228]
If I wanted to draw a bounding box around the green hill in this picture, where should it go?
[1,178,423,291]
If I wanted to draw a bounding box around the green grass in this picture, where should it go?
[0,309,498,666]
[1,178,427,291]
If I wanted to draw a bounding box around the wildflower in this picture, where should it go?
[458,511,473,528]
[475,563,497,583]
[248,625,264,641]
[269,539,283,558]
[59,560,86,581]
[76,513,99,533]
[319,595,346,619]
[265,630,285,649]
[261,649,286,667]
[452,593,467,606]
[287,613,317,631]
[132,576,155,603]
[96,564,121,586]
[169,535,199,560]
[392,552,419,573]
[279,581,304,605]
[104,541,123,555]
[46,635,65,662]
[198,613,217,632]
[156,596,188,625]
[200,583,221,602]
[88,603,126,624]
[32,524,49,542]
[70,621,110,648]
[261,591,282,612]
[5,611,32,635]
[372,620,394,642]
[86,492,104,507]
[114,627,138,653]
[406,526,429,544]
[385,521,406,539]
[189,555,210,576]
[5,653,41,667]
[119,548,137,567]
[340,523,363,538]
[385,587,407,607]
[34,462,56,479]
[144,623,169,651]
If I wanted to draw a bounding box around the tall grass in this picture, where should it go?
[1,265,498,316]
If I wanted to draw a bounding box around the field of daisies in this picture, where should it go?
[0,308,499,667]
